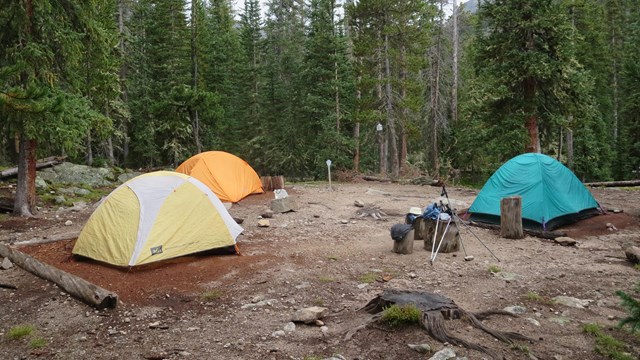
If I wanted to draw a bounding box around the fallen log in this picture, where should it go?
[12,231,80,247]
[585,180,640,187]
[362,175,394,183]
[0,283,18,289]
[0,244,118,309]
[469,221,565,240]
[0,156,66,179]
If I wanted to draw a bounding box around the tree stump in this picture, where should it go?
[393,229,414,254]
[406,217,428,240]
[271,175,285,190]
[424,219,460,253]
[500,196,524,239]
[261,176,273,191]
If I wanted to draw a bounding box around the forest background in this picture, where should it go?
[1,0,639,216]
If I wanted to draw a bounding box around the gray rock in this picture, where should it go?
[271,330,285,337]
[38,162,116,187]
[429,347,456,360]
[408,343,431,354]
[283,322,296,332]
[526,318,541,326]
[552,296,593,308]
[55,195,66,204]
[549,317,570,325]
[271,197,298,213]
[117,171,143,183]
[35,176,48,189]
[624,246,640,264]
[555,237,576,246]
[503,305,527,315]
[1,257,14,270]
[494,272,523,281]
[323,355,345,360]
[292,306,329,324]
[261,209,274,218]
[241,299,277,309]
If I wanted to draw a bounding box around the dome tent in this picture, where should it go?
[73,171,243,267]
[468,153,600,231]
[176,151,264,203]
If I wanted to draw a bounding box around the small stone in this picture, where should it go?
[320,326,329,335]
[554,237,576,246]
[315,319,324,326]
[408,343,431,354]
[503,305,527,315]
[292,306,329,324]
[1,257,14,270]
[261,210,274,218]
[64,220,73,226]
[284,322,296,332]
[340,220,348,224]
[271,330,285,337]
[257,219,270,227]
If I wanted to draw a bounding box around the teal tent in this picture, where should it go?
[469,153,600,230]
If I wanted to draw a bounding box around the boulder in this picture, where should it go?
[291,306,329,324]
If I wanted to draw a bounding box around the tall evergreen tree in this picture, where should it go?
[258,0,307,177]
[0,0,115,215]
[468,0,608,179]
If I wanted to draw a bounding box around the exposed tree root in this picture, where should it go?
[352,290,533,359]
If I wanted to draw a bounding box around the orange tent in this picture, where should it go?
[176,151,264,203]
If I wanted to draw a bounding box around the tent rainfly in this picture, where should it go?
[73,171,243,266]
[468,153,601,231]
[176,151,263,203]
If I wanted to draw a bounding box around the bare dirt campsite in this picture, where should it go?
[1,181,639,360]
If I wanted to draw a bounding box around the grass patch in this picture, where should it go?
[525,291,543,302]
[29,337,47,349]
[7,324,35,339]
[582,323,635,360]
[381,304,422,327]
[38,184,110,207]
[201,290,222,301]
[634,264,640,271]
[359,273,377,284]
[314,298,325,306]
[487,264,502,273]
[510,343,530,355]
[319,276,334,283]
[327,255,339,261]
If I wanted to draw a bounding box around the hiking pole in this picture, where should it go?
[430,216,451,265]
[442,185,500,262]
[430,217,440,263]
[453,212,501,262]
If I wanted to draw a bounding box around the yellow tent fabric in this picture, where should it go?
[73,171,243,267]
[176,151,263,203]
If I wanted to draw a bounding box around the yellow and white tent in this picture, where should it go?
[73,171,243,267]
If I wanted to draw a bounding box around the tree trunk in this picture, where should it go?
[118,0,130,164]
[451,0,459,124]
[353,121,360,172]
[523,29,540,153]
[14,134,35,217]
[86,129,93,166]
[566,128,574,169]
[500,196,524,239]
[399,46,408,171]
[384,32,399,178]
[190,0,202,154]
[0,244,118,309]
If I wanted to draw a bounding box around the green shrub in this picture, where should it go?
[487,265,501,273]
[582,323,634,360]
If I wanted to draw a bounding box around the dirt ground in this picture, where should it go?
[1,181,639,360]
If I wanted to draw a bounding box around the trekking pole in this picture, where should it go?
[430,217,440,263]
[442,185,500,262]
[453,212,501,262]
[431,216,451,265]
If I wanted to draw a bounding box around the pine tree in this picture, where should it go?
[470,0,607,179]
[0,0,116,215]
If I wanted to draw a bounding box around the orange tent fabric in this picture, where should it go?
[176,151,264,203]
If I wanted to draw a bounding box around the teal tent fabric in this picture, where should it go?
[469,153,600,230]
